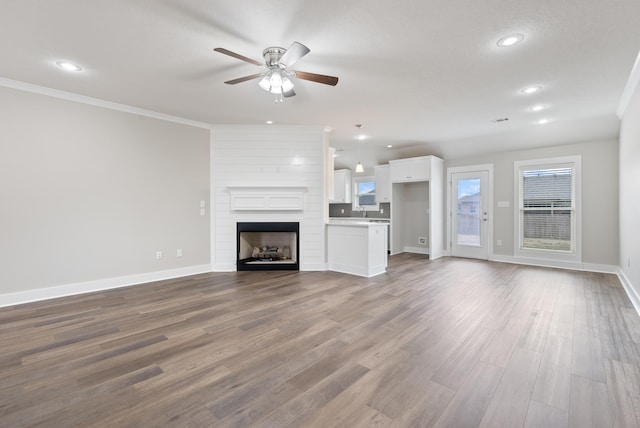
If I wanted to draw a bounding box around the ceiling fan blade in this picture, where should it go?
[283,89,296,98]
[224,73,264,84]
[214,48,264,67]
[279,42,310,68]
[292,70,339,86]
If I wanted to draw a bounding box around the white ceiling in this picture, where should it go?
[1,0,639,167]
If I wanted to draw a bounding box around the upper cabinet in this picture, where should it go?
[331,169,352,203]
[375,164,390,203]
[389,156,431,182]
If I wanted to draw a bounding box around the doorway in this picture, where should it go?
[448,166,493,260]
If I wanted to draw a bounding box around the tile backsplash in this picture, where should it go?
[329,202,390,219]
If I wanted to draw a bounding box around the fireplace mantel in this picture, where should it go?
[226,186,307,211]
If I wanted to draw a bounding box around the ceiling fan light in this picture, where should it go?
[282,76,294,92]
[269,70,283,88]
[258,75,271,91]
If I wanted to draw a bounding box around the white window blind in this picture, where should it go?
[518,165,576,253]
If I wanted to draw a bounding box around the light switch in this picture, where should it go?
[200,200,206,208]
[497,201,510,208]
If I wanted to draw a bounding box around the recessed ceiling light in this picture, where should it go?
[56,61,82,72]
[530,105,545,112]
[521,85,542,95]
[497,33,524,47]
[266,120,273,124]
[387,144,393,148]
[536,118,550,124]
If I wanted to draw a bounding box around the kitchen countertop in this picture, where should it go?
[328,217,390,224]
[328,220,389,227]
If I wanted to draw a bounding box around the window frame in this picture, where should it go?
[352,175,379,211]
[513,155,582,263]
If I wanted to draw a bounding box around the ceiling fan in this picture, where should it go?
[214,41,339,102]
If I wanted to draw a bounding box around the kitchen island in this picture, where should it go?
[327,220,388,277]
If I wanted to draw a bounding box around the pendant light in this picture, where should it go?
[355,124,364,173]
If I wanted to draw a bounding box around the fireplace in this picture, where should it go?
[236,222,300,271]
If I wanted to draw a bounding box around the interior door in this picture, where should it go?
[451,170,489,259]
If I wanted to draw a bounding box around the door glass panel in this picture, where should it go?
[456,178,481,246]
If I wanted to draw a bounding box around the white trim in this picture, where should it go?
[617,49,640,118]
[212,263,237,272]
[0,264,212,308]
[514,155,582,264]
[300,262,328,271]
[0,77,210,129]
[491,254,617,273]
[403,246,429,255]
[618,270,640,317]
[446,164,494,260]
[352,175,380,211]
[227,187,307,211]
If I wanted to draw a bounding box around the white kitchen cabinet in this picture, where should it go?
[374,164,391,203]
[331,169,352,203]
[389,156,430,182]
[327,222,388,277]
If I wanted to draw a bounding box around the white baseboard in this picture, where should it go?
[0,264,212,308]
[403,246,429,255]
[618,270,640,317]
[490,254,619,273]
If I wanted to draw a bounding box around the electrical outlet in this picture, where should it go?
[156,251,163,260]
[177,249,183,257]
[497,239,502,246]
[418,237,427,245]
[341,208,345,214]
[380,208,384,214]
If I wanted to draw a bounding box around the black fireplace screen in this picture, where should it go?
[236,222,299,271]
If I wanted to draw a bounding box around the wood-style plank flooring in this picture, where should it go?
[1,254,640,427]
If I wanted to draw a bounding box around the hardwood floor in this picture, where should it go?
[1,254,639,427]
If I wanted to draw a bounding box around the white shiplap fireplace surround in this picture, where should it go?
[210,125,330,272]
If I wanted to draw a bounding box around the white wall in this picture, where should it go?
[210,125,328,271]
[0,86,211,304]
[619,81,640,300]
[445,138,619,268]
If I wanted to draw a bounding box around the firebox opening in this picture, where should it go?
[237,222,300,271]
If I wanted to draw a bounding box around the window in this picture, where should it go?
[353,176,379,211]
[514,156,581,262]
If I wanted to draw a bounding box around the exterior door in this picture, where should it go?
[451,170,489,259]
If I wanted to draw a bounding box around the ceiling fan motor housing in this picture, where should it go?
[263,47,286,67]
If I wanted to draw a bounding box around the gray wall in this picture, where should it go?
[620,82,640,293]
[0,87,211,295]
[445,138,619,266]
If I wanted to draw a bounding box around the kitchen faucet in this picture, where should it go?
[360,206,367,218]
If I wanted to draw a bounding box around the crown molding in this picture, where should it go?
[0,77,211,129]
